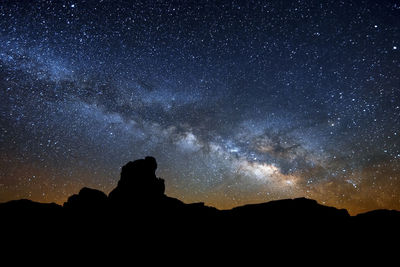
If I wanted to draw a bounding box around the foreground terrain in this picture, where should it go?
[1,157,399,255]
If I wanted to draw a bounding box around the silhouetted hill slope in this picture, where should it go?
[0,198,62,212]
[354,209,400,227]
[224,197,349,221]
[356,209,400,218]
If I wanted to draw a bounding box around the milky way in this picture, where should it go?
[1,0,399,214]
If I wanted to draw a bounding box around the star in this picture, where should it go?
[0,0,399,215]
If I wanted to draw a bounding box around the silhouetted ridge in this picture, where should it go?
[228,197,349,219]
[354,209,400,227]
[1,156,400,237]
[0,199,61,211]
[0,199,63,223]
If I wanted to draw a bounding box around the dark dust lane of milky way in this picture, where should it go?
[0,0,399,215]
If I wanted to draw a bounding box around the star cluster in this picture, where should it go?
[1,0,399,214]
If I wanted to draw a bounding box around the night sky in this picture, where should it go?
[1,0,399,215]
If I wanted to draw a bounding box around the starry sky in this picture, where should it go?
[0,0,399,215]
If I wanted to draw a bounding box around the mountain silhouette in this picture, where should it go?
[1,156,400,253]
